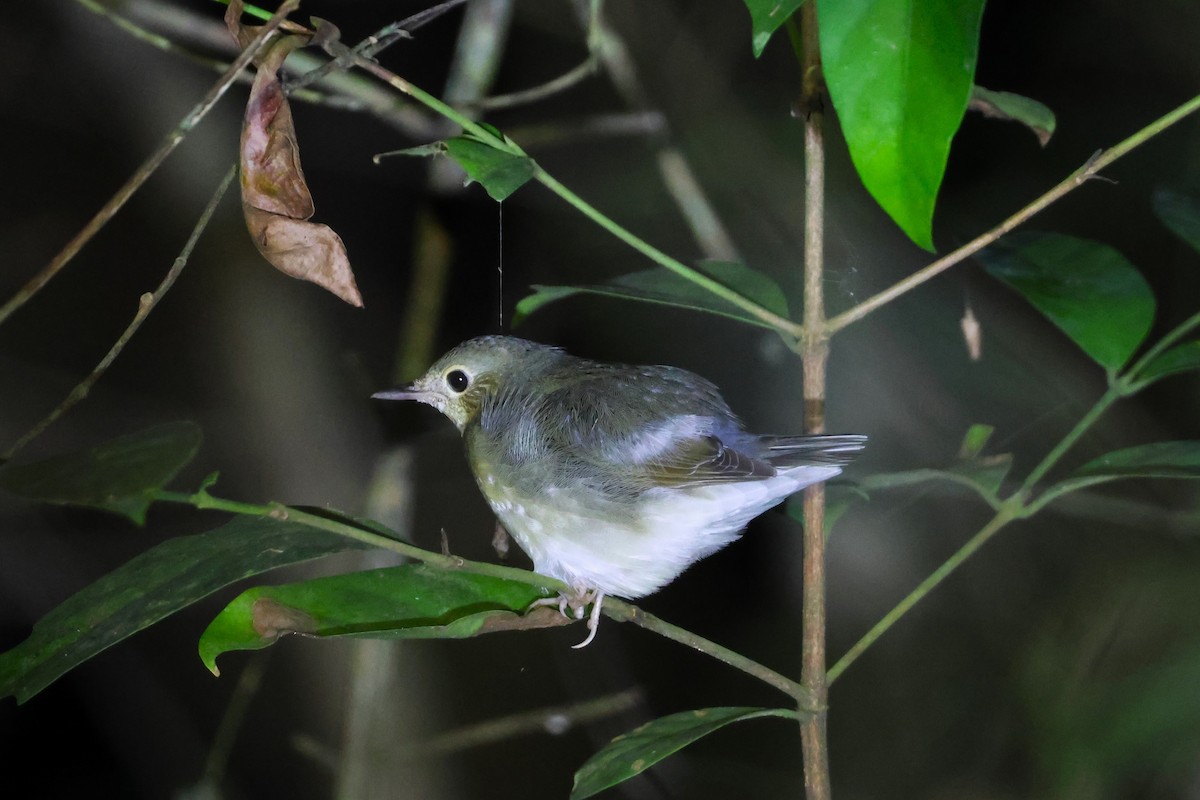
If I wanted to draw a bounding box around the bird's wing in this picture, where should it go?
[539,367,777,490]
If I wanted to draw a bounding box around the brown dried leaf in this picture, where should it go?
[230,1,362,307]
[241,36,313,218]
[244,205,362,306]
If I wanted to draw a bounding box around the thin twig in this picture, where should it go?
[75,0,232,74]
[402,688,644,758]
[0,0,299,328]
[471,58,598,112]
[826,510,1016,684]
[200,651,270,787]
[428,0,514,194]
[2,166,237,460]
[825,91,1200,335]
[828,382,1127,683]
[578,0,741,262]
[335,50,794,333]
[602,599,812,705]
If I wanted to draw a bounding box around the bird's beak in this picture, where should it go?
[371,385,421,402]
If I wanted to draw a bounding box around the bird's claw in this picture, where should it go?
[570,591,605,649]
[525,589,606,648]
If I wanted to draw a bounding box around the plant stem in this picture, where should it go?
[1123,307,1200,386]
[533,169,797,332]
[338,51,798,336]
[793,5,833,798]
[602,599,811,704]
[577,1,741,262]
[151,489,571,593]
[0,0,299,328]
[825,91,1200,336]
[401,688,644,758]
[151,488,803,697]
[826,508,1015,684]
[1017,384,1123,494]
[3,165,237,461]
[828,382,1125,683]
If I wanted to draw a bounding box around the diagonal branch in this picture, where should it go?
[3,166,237,461]
[0,0,300,327]
[825,91,1200,336]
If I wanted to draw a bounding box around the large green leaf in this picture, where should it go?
[1153,188,1200,254]
[199,564,557,675]
[0,516,367,703]
[445,134,535,202]
[513,261,789,329]
[977,232,1155,371]
[819,0,986,250]
[742,0,807,57]
[571,707,799,800]
[0,421,202,524]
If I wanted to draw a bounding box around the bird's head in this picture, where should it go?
[373,335,563,432]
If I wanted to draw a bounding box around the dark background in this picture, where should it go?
[1,1,1198,798]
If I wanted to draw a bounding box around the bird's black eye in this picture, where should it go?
[446,369,470,393]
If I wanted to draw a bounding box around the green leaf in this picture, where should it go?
[969,85,1056,147]
[571,707,799,800]
[1074,441,1200,480]
[1035,441,1200,513]
[199,565,552,675]
[977,232,1155,371]
[444,135,535,201]
[513,261,789,329]
[742,0,806,57]
[1134,341,1200,387]
[1152,188,1200,254]
[0,421,202,524]
[819,0,986,250]
[958,423,996,460]
[0,516,366,703]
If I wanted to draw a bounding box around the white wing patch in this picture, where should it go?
[603,414,710,465]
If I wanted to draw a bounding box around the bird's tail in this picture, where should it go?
[760,434,867,467]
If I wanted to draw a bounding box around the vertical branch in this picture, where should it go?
[796,4,833,799]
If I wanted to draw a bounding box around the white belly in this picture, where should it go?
[480,465,841,599]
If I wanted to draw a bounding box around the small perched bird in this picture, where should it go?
[374,336,865,646]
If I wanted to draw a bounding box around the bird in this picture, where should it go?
[373,335,865,646]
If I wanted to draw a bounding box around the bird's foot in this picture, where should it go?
[570,591,605,650]
[525,588,606,648]
[526,593,572,616]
